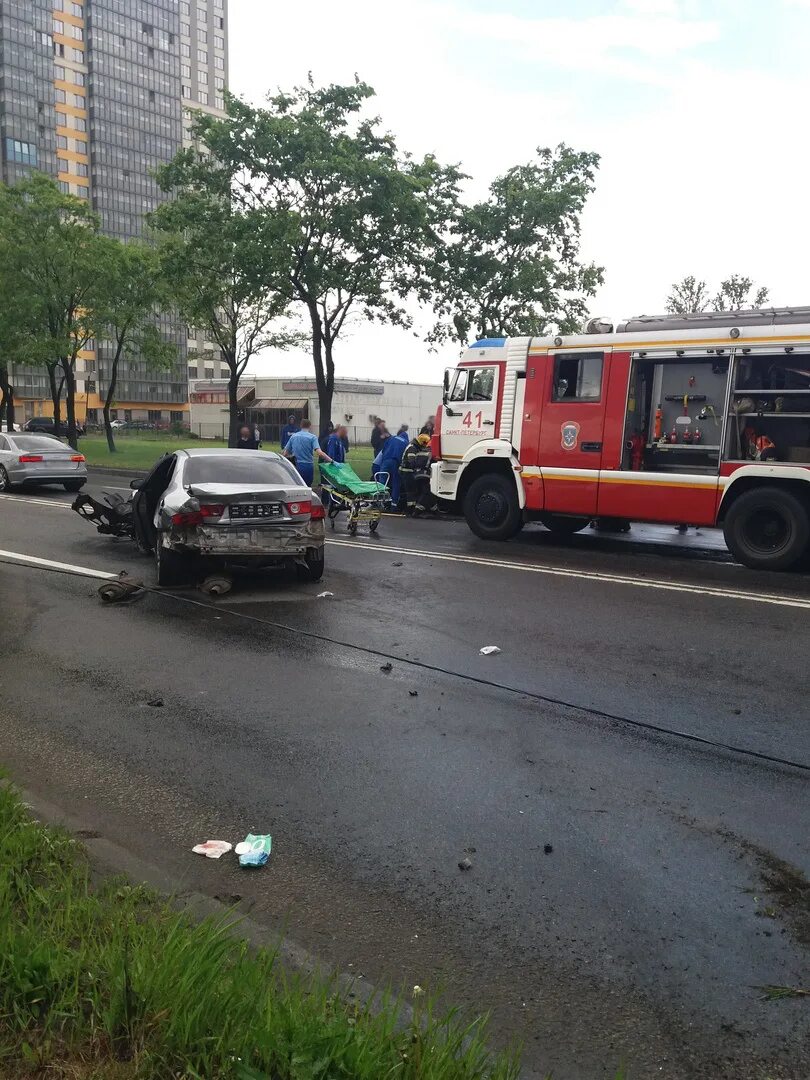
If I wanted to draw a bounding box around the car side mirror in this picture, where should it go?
[442,369,450,404]
[129,479,143,490]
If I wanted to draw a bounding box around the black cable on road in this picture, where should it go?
[3,555,810,776]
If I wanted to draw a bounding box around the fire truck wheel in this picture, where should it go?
[539,513,591,536]
[464,473,522,541]
[723,486,810,570]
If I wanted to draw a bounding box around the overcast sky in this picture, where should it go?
[230,0,808,385]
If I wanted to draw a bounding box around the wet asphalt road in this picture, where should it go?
[1,474,809,1079]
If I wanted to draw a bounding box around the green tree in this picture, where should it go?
[666,275,710,315]
[0,175,108,449]
[165,83,462,435]
[95,241,176,453]
[712,274,769,312]
[0,271,42,431]
[666,274,769,314]
[428,145,603,345]
[151,161,295,446]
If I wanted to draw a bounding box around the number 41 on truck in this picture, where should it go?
[430,307,810,570]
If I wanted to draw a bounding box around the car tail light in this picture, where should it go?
[286,500,311,517]
[171,503,225,527]
[18,455,44,463]
[70,454,85,462]
[310,500,325,520]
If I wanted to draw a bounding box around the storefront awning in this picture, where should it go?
[236,386,255,402]
[250,398,308,409]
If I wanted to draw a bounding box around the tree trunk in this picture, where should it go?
[47,361,62,435]
[61,357,79,451]
[307,304,332,437]
[323,335,336,435]
[227,359,240,448]
[0,365,14,431]
[103,343,123,453]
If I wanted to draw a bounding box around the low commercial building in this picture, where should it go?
[189,375,441,444]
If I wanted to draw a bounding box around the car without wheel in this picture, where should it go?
[0,433,87,492]
[130,448,326,586]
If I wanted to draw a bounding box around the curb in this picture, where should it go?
[87,464,146,477]
[3,778,397,1019]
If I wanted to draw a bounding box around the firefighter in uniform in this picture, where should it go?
[400,433,435,516]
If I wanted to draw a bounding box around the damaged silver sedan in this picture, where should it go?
[130,449,326,586]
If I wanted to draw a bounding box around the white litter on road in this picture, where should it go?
[479,645,501,656]
[317,591,335,598]
[192,840,233,859]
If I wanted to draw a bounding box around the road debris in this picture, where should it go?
[380,662,393,673]
[479,645,501,656]
[198,575,232,597]
[409,690,418,697]
[317,591,335,598]
[755,984,809,1001]
[146,698,164,708]
[97,572,145,604]
[544,843,554,854]
[192,840,233,859]
[236,834,272,868]
[392,561,403,567]
[458,857,472,871]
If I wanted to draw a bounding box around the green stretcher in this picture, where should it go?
[319,461,388,496]
[318,462,390,535]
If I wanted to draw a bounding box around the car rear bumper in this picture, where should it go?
[10,465,87,485]
[166,521,325,559]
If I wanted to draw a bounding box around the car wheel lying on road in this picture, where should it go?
[296,546,325,582]
[155,535,191,587]
[0,465,11,492]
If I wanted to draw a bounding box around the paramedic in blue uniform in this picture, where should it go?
[377,426,409,509]
[325,424,347,463]
[283,418,332,487]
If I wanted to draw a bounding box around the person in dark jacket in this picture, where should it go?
[370,418,388,454]
[235,424,258,450]
[281,415,299,446]
[319,421,334,453]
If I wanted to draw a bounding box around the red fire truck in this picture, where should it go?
[430,308,810,570]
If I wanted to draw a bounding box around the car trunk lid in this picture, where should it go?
[186,483,313,524]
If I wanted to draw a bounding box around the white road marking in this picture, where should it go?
[326,538,810,611]
[0,549,115,580]
[0,493,71,509]
[4,493,810,612]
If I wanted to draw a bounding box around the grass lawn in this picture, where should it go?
[0,779,521,1080]
[81,436,376,479]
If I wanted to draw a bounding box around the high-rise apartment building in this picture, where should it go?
[0,0,229,426]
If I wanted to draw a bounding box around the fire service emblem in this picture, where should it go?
[560,421,580,450]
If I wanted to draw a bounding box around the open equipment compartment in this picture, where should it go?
[621,350,730,475]
[725,347,810,463]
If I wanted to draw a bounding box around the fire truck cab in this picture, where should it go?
[430,308,810,570]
